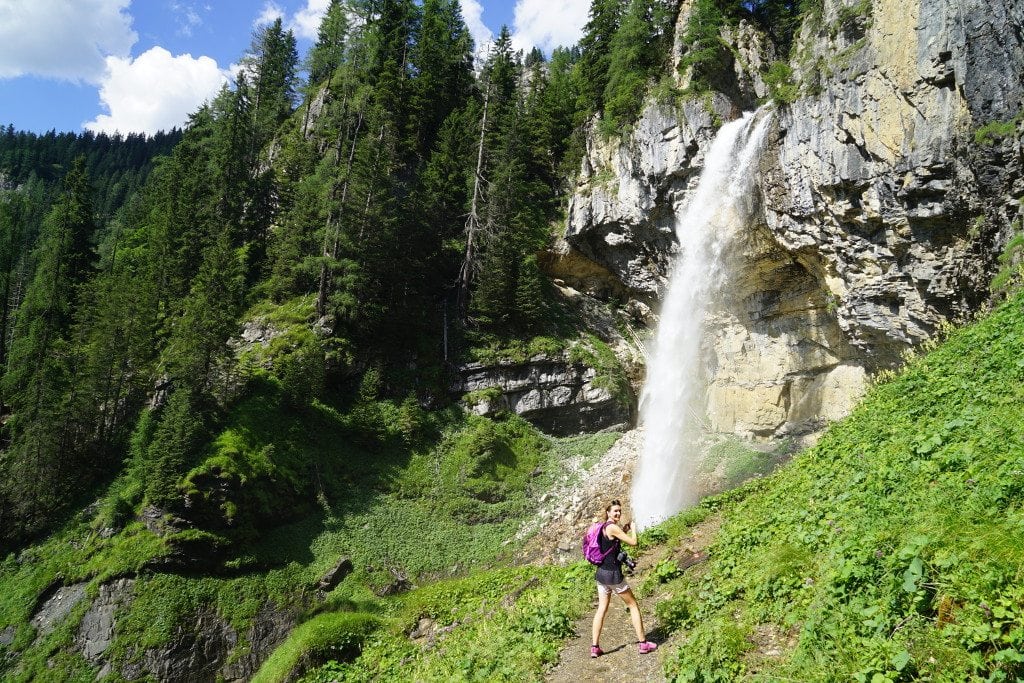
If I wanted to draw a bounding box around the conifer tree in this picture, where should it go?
[0,182,46,373]
[598,0,655,134]
[576,0,626,116]
[146,108,219,311]
[678,0,727,90]
[467,31,549,331]
[247,18,300,151]
[538,47,584,184]
[144,388,206,507]
[409,0,474,163]
[165,231,244,396]
[308,0,350,86]
[72,210,160,455]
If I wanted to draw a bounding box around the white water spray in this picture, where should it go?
[632,110,773,529]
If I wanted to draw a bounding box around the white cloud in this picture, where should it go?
[84,47,229,135]
[460,0,493,53]
[510,0,589,54]
[291,0,330,40]
[0,0,136,83]
[254,2,285,27]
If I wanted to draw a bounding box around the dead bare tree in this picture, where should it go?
[456,76,491,319]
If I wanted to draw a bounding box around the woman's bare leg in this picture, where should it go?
[592,589,611,646]
[619,589,646,642]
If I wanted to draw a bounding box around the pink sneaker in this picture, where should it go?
[638,641,658,654]
[590,645,604,658]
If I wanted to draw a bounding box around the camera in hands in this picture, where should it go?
[617,551,636,570]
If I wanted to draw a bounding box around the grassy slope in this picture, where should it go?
[295,287,1024,683]
[653,292,1024,681]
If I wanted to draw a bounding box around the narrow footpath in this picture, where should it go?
[547,570,664,683]
[546,515,721,682]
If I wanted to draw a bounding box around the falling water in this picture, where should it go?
[632,110,773,530]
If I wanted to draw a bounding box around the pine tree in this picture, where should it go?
[603,0,666,133]
[466,32,549,332]
[0,184,46,374]
[145,107,219,311]
[678,0,728,91]
[144,388,206,507]
[539,47,584,184]
[409,0,474,163]
[308,0,350,86]
[165,231,244,397]
[247,18,300,151]
[71,209,160,457]
[576,0,626,116]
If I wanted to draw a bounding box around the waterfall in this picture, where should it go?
[632,110,773,530]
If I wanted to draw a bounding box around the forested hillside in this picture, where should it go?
[0,127,181,220]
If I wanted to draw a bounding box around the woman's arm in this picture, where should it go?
[605,522,637,547]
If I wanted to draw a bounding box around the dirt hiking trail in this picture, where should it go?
[546,516,721,683]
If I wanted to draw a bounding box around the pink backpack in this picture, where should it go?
[582,522,615,565]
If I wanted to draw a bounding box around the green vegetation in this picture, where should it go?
[568,333,632,407]
[833,0,874,39]
[698,436,793,490]
[466,334,568,366]
[5,0,1023,681]
[0,394,619,680]
[0,0,595,552]
[763,61,799,104]
[253,612,381,682]
[0,125,180,221]
[678,0,728,94]
[295,563,593,682]
[653,288,1024,681]
[975,113,1023,146]
[991,225,1024,295]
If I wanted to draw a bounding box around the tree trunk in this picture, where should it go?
[457,83,490,319]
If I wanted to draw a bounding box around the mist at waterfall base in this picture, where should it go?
[632,111,773,530]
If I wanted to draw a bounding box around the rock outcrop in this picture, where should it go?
[453,352,631,436]
[17,576,297,682]
[565,0,1024,440]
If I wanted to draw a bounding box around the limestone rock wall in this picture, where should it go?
[453,353,632,436]
[565,0,1024,440]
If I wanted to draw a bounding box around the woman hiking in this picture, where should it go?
[590,499,657,657]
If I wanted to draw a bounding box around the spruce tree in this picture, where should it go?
[308,0,350,86]
[144,388,206,508]
[468,32,549,332]
[165,231,244,397]
[576,0,626,116]
[409,0,474,163]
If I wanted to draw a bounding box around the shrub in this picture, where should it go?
[974,115,1021,146]
[252,611,380,683]
[764,61,799,104]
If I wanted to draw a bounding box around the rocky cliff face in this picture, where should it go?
[453,354,631,436]
[564,0,1024,441]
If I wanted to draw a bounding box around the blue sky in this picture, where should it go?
[0,0,590,136]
